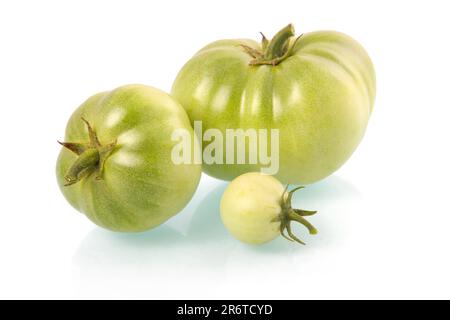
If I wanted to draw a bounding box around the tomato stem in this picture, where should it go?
[63,148,100,186]
[265,24,295,60]
[58,118,117,186]
[242,24,301,66]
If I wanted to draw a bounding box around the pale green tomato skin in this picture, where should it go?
[172,31,376,184]
[220,172,285,244]
[56,84,201,232]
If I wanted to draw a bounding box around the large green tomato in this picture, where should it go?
[56,84,201,232]
[172,24,376,184]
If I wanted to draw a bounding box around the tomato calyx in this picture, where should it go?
[240,24,303,66]
[273,186,318,245]
[58,118,116,186]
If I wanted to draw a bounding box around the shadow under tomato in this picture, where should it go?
[72,174,361,298]
[74,174,361,265]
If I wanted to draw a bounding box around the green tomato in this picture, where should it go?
[220,172,317,245]
[172,24,376,184]
[56,84,201,232]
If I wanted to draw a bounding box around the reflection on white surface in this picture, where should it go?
[73,175,362,299]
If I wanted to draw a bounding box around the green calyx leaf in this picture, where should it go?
[277,185,318,245]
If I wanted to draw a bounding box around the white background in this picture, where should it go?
[0,0,449,299]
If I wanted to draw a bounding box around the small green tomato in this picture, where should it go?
[220,172,317,245]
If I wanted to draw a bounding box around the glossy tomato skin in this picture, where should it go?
[220,172,285,244]
[56,84,201,232]
[172,31,376,184]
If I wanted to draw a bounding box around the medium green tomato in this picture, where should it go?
[172,24,376,184]
[56,84,201,232]
[220,172,317,245]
